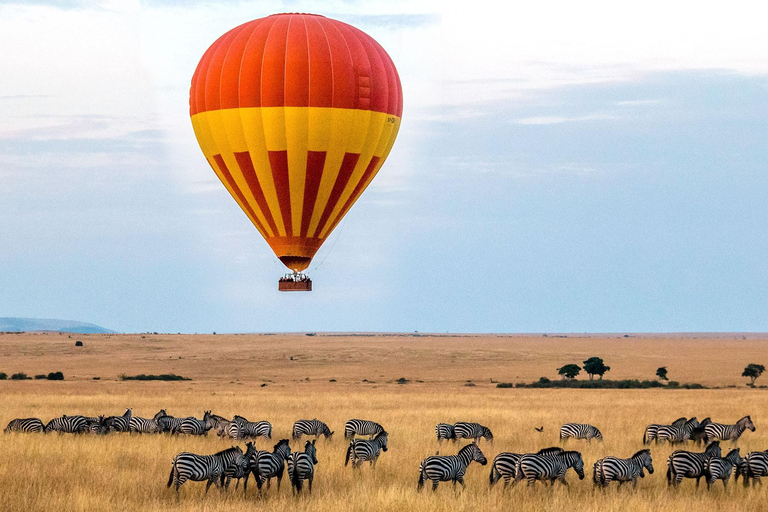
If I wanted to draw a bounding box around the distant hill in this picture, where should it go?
[0,317,115,334]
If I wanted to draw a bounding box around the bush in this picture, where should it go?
[0,372,6,380]
[512,379,694,389]
[396,377,410,384]
[538,377,551,385]
[47,372,64,381]
[118,374,190,381]
[11,372,30,380]
[75,341,83,347]
[34,374,47,380]
[495,382,514,388]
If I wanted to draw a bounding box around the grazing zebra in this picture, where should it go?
[176,411,215,436]
[166,446,244,494]
[85,416,108,435]
[44,415,88,434]
[232,416,272,439]
[223,442,257,492]
[643,417,687,444]
[666,441,721,487]
[129,410,166,434]
[515,449,585,487]
[288,440,318,494]
[742,451,768,486]
[251,439,291,492]
[489,452,522,488]
[417,443,487,491]
[657,417,700,444]
[344,419,385,440]
[217,421,245,440]
[704,416,755,443]
[157,414,183,434]
[105,408,132,433]
[690,418,712,445]
[4,418,44,433]
[292,419,333,440]
[704,448,741,490]
[560,423,602,442]
[345,430,388,469]
[593,449,653,488]
[435,423,456,442]
[454,422,493,443]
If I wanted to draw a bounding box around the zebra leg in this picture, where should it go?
[243,473,249,494]
[308,475,313,494]
[458,477,466,490]
[432,480,439,491]
[617,481,624,488]
[696,476,701,488]
[205,479,215,494]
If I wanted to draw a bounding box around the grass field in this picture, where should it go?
[1,333,767,511]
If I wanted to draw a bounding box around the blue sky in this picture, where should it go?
[1,0,767,333]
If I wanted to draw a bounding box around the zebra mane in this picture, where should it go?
[212,446,242,457]
[737,415,752,424]
[536,447,564,455]
[724,448,741,461]
[274,439,289,450]
[560,450,582,458]
[705,441,720,453]
[632,449,651,459]
[374,430,388,439]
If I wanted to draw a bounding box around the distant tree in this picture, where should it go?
[0,372,6,380]
[47,371,64,381]
[742,364,765,386]
[656,366,668,382]
[557,364,581,381]
[583,357,611,380]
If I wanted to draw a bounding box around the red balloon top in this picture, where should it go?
[190,13,403,117]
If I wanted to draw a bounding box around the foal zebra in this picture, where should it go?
[453,422,493,443]
[489,452,522,488]
[657,417,700,444]
[129,410,166,434]
[666,441,721,487]
[345,430,388,469]
[167,446,243,494]
[515,449,585,486]
[417,443,487,491]
[593,449,653,488]
[560,423,602,442]
[4,418,44,433]
[177,411,215,436]
[223,442,257,493]
[690,418,712,445]
[251,439,291,492]
[44,415,88,434]
[105,408,132,433]
[435,423,456,442]
[643,417,687,444]
[292,419,333,440]
[288,440,318,494]
[704,448,741,490]
[232,416,272,439]
[344,419,384,440]
[85,416,108,435]
[704,415,755,443]
[157,414,184,434]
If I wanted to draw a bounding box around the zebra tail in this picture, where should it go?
[489,460,500,486]
[291,465,301,491]
[643,429,648,445]
[345,442,353,466]
[167,462,175,488]
[417,464,425,491]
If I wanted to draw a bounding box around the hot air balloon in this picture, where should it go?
[190,13,403,291]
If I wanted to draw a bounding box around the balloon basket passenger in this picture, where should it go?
[278,273,312,292]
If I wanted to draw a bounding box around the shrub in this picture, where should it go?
[34,374,47,380]
[75,341,83,347]
[11,372,30,380]
[47,372,64,381]
[495,382,514,388]
[538,377,551,384]
[0,372,6,380]
[396,377,410,384]
[119,374,190,381]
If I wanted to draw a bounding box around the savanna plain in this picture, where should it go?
[1,332,767,511]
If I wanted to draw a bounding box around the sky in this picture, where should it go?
[1,0,767,333]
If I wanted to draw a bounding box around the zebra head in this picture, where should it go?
[122,408,132,418]
[482,426,494,442]
[633,449,653,474]
[740,415,756,432]
[202,410,215,430]
[244,441,258,459]
[322,425,334,439]
[460,443,487,466]
[153,409,167,421]
[305,440,318,464]
[275,439,291,459]
[375,431,389,452]
[563,451,585,480]
[593,428,604,442]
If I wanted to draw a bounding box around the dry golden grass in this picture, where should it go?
[1,333,768,511]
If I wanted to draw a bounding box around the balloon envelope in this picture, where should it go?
[190,13,403,272]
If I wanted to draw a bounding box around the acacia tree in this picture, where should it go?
[656,367,668,382]
[557,364,581,381]
[583,357,611,380]
[742,364,765,386]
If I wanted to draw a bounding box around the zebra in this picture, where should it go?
[251,439,291,492]
[129,410,166,434]
[344,419,384,440]
[435,423,456,442]
[217,421,245,440]
[166,446,244,494]
[666,441,721,487]
[690,418,712,445]
[593,449,653,488]
[454,422,493,443]
[560,423,602,442]
[104,408,132,433]
[657,417,700,444]
[232,416,272,439]
[417,442,487,491]
[292,419,333,440]
[515,449,585,487]
[176,411,215,435]
[288,439,318,494]
[4,418,44,433]
[345,430,388,469]
[703,415,755,443]
[643,417,687,444]
[44,415,88,434]
[704,448,741,490]
[85,416,108,435]
[742,450,768,486]
[489,452,522,488]
[223,442,258,492]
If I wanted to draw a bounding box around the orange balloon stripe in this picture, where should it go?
[212,154,269,237]
[233,152,279,236]
[267,150,293,236]
[301,151,326,238]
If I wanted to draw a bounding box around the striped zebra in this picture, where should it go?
[251,439,291,492]
[344,419,384,440]
[435,423,456,442]
[593,449,653,488]
[417,442,487,491]
[4,418,44,433]
[292,418,333,440]
[176,411,215,436]
[704,448,741,490]
[129,410,166,434]
[690,418,712,445]
[44,415,88,434]
[345,430,388,469]
[85,416,108,435]
[166,446,243,494]
[454,422,493,443]
[104,408,132,433]
[742,450,768,486]
[489,452,522,488]
[643,417,687,444]
[232,416,272,439]
[158,414,183,434]
[560,423,602,442]
[703,415,755,443]
[515,449,585,487]
[657,417,700,444]
[735,456,750,486]
[288,439,318,494]
[223,442,257,492]
[217,421,245,440]
[666,441,721,487]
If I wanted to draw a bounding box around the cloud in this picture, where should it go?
[514,114,619,125]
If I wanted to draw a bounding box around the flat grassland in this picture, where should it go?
[1,332,767,511]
